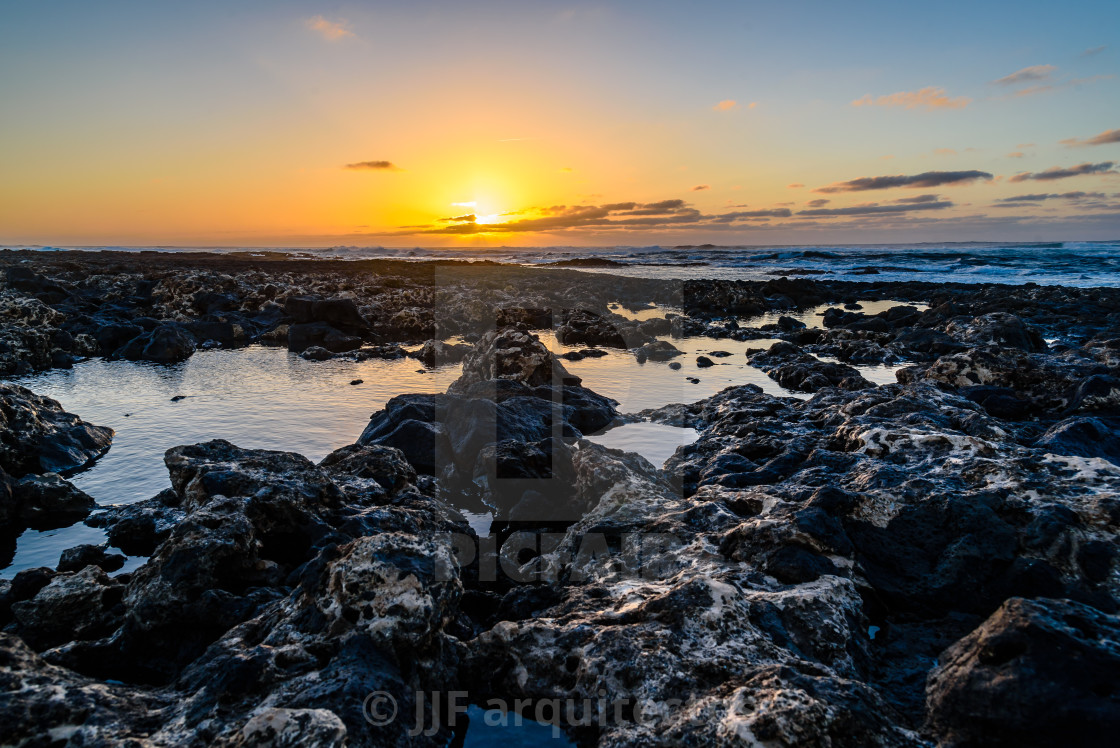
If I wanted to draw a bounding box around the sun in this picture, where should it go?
[451,199,503,225]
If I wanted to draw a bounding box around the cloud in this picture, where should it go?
[306,15,354,41]
[807,199,830,208]
[934,148,958,156]
[995,191,1108,204]
[713,100,737,111]
[712,208,793,221]
[1008,74,1112,98]
[991,64,1056,86]
[1008,162,1117,182]
[388,197,805,235]
[851,87,970,110]
[692,184,710,191]
[815,170,993,193]
[787,183,804,189]
[559,167,574,173]
[1082,45,1108,57]
[1061,128,1120,147]
[748,102,758,109]
[895,193,942,203]
[1007,152,1026,158]
[798,200,954,217]
[344,160,402,171]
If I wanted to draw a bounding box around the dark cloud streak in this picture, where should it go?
[815,171,992,193]
[797,200,954,217]
[1009,162,1116,182]
[344,160,401,171]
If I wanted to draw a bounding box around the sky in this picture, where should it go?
[1,0,1118,247]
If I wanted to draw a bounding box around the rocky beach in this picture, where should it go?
[1,248,1119,747]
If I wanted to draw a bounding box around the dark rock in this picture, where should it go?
[57,543,126,573]
[696,355,715,368]
[85,490,185,556]
[748,342,874,393]
[284,296,367,331]
[115,323,196,363]
[0,384,114,477]
[635,340,681,362]
[777,315,807,332]
[287,322,361,353]
[1035,417,1120,465]
[449,328,578,392]
[556,309,634,349]
[946,312,1047,353]
[10,566,124,650]
[410,339,471,367]
[12,473,97,527]
[926,597,1120,748]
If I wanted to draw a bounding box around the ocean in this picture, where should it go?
[14,240,1120,287]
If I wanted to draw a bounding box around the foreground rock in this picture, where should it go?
[0,384,111,527]
[0,384,113,477]
[2,438,470,746]
[926,597,1120,747]
[748,341,874,393]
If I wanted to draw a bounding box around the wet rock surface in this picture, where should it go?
[2,252,1120,746]
[748,341,875,392]
[0,383,112,528]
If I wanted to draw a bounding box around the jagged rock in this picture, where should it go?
[449,328,578,392]
[556,309,633,348]
[0,384,113,477]
[926,597,1120,747]
[777,314,806,332]
[10,566,124,650]
[1035,417,1120,466]
[86,489,185,556]
[409,339,471,367]
[748,341,874,392]
[0,633,170,745]
[57,543,126,573]
[946,312,1047,353]
[115,322,197,363]
[12,472,97,526]
[284,296,367,331]
[287,322,361,353]
[319,443,418,500]
[230,708,348,748]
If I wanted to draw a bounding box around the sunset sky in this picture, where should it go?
[1,1,1118,247]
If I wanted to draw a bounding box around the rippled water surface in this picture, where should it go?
[4,301,910,575]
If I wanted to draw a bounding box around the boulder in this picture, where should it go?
[12,473,97,526]
[57,543,126,573]
[556,309,631,348]
[115,323,196,363]
[449,328,578,393]
[10,566,124,650]
[946,312,1047,353]
[287,322,361,353]
[0,384,113,477]
[748,342,874,393]
[926,597,1120,747]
